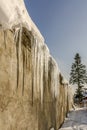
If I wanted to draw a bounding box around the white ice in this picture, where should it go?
[0,0,44,41]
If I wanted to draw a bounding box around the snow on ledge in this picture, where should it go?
[0,0,44,41]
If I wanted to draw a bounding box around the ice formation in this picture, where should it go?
[0,1,73,129]
[0,0,69,103]
[0,0,43,40]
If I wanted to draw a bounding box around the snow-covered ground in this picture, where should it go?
[59,107,87,130]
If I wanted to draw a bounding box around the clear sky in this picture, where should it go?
[24,0,87,80]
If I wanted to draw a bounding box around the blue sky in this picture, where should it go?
[24,0,87,80]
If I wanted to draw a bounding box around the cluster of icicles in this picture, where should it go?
[12,23,62,105]
[1,21,69,107]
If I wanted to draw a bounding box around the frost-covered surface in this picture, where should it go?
[59,108,87,130]
[0,0,44,41]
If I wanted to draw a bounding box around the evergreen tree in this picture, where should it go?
[69,53,87,102]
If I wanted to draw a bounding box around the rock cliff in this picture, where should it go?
[0,0,73,130]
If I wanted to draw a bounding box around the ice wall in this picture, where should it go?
[0,0,73,130]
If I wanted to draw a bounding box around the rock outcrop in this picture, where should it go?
[0,0,73,130]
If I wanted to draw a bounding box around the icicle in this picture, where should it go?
[22,48,25,95]
[39,43,44,106]
[16,33,19,89]
[48,56,59,99]
[33,38,37,100]
[26,48,28,68]
[31,36,35,105]
[14,26,20,43]
[4,30,7,48]
[42,44,49,101]
[10,42,14,76]
[14,24,22,44]
[49,57,55,98]
[31,36,45,106]
[53,59,59,98]
[14,24,22,89]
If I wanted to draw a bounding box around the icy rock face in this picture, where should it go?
[0,28,73,130]
[0,1,73,130]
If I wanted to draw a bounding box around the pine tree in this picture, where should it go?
[69,53,87,102]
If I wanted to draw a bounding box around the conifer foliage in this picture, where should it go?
[69,53,87,101]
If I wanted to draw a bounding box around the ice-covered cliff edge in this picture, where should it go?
[0,0,43,41]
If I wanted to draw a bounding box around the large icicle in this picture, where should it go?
[14,24,22,89]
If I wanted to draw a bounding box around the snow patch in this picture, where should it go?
[0,0,44,41]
